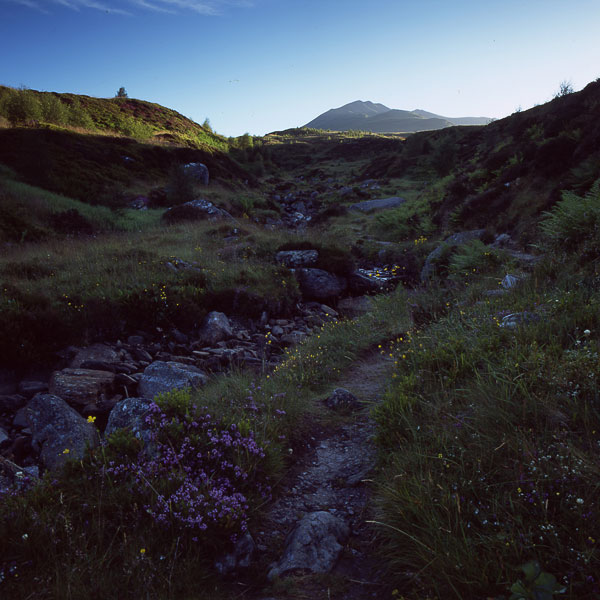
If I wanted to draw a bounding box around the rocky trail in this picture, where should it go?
[246,348,395,600]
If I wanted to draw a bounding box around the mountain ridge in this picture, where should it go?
[304,100,492,132]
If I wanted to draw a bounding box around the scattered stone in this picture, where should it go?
[70,343,121,369]
[501,274,522,289]
[349,196,406,213]
[127,335,145,346]
[163,198,231,223]
[198,311,233,345]
[500,312,541,329]
[325,388,361,412]
[12,408,29,428]
[215,532,256,575]
[276,250,319,268]
[25,393,100,471]
[49,368,115,407]
[295,268,347,300]
[17,381,48,398]
[138,361,207,400]
[267,511,350,580]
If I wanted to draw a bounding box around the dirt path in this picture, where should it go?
[251,348,395,600]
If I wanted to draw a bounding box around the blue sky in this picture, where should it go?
[1,0,599,136]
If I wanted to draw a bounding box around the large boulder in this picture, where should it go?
[349,196,406,213]
[268,511,350,580]
[198,311,233,345]
[420,229,486,282]
[138,361,207,400]
[25,393,100,471]
[295,268,347,301]
[49,369,115,407]
[183,162,209,185]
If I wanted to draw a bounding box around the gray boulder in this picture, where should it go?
[276,250,319,268]
[25,393,100,471]
[349,196,405,213]
[295,268,347,300]
[70,343,121,369]
[199,311,233,345]
[105,398,153,444]
[501,274,522,289]
[138,361,207,400]
[163,198,232,223]
[421,229,486,282]
[183,162,209,185]
[268,511,350,580]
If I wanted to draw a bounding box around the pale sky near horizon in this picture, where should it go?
[1,0,599,137]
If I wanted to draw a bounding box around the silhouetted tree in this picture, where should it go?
[115,87,128,98]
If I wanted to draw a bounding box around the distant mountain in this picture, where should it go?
[304,101,491,133]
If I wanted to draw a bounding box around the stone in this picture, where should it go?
[163,198,232,223]
[501,274,522,289]
[183,162,209,185]
[198,311,233,345]
[25,393,100,471]
[347,270,387,295]
[0,427,9,446]
[70,343,121,369]
[267,511,350,580]
[127,335,145,346]
[280,331,307,346]
[421,229,486,282]
[17,381,48,398]
[105,398,153,445]
[276,250,319,268]
[215,532,255,575]
[12,407,29,428]
[500,312,541,329]
[295,268,347,300]
[349,196,406,213]
[0,369,18,395]
[49,369,115,407]
[325,388,361,412]
[138,361,207,400]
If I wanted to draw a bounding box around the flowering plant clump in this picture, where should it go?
[104,393,271,543]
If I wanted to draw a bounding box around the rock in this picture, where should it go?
[349,196,405,213]
[215,532,255,575]
[347,270,387,295]
[500,312,541,329]
[501,274,522,289]
[337,296,373,318]
[183,162,209,185]
[491,233,513,248]
[271,325,284,337]
[49,369,115,407]
[267,511,350,580]
[276,250,319,268]
[163,198,232,223]
[421,229,486,282]
[25,393,100,471]
[0,369,18,395]
[0,394,27,412]
[198,311,233,345]
[17,381,48,398]
[0,427,9,446]
[127,335,145,346]
[138,361,207,400]
[325,388,361,412]
[295,268,347,301]
[70,343,121,369]
[280,331,307,346]
[105,398,153,446]
[80,360,116,373]
[12,408,29,428]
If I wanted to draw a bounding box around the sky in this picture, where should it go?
[1,0,599,137]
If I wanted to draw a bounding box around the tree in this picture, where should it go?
[555,80,573,98]
[115,87,128,98]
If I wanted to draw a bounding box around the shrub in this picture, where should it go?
[540,180,600,258]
